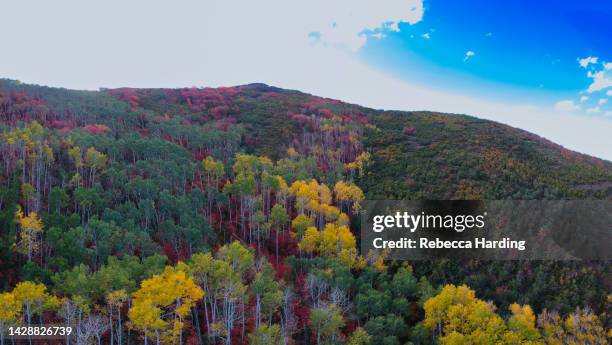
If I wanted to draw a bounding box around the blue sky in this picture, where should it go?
[358,0,611,112]
[1,0,611,159]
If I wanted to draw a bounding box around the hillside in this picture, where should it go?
[3,79,610,200]
[0,78,610,344]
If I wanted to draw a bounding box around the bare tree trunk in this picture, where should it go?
[109,307,114,345]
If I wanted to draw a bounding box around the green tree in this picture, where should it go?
[270,203,289,259]
[253,260,283,328]
[250,324,282,345]
[309,303,344,345]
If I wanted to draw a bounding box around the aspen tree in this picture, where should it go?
[129,266,204,345]
[15,206,43,261]
[0,293,20,345]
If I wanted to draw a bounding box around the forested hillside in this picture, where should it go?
[0,78,610,344]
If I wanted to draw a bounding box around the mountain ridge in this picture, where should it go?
[2,78,611,200]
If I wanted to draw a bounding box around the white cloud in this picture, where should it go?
[599,98,608,105]
[485,32,493,37]
[1,0,611,161]
[580,60,612,93]
[586,106,600,114]
[421,32,430,39]
[305,0,424,51]
[580,95,589,102]
[555,100,579,112]
[578,56,598,68]
[586,70,612,93]
[464,50,475,62]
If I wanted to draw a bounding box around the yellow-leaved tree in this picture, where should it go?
[15,206,43,261]
[333,181,364,214]
[423,284,544,345]
[344,151,370,179]
[319,223,356,255]
[537,307,609,345]
[128,266,204,345]
[299,226,320,256]
[298,222,364,268]
[11,282,59,327]
[0,292,21,343]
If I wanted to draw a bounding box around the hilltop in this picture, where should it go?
[2,78,611,200]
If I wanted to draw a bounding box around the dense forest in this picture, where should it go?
[0,78,610,344]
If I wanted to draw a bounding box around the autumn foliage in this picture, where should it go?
[0,79,610,344]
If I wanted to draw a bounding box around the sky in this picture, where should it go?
[1,0,611,160]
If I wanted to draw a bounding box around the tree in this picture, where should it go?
[224,171,256,239]
[0,292,20,345]
[363,315,407,345]
[48,186,69,215]
[563,308,608,344]
[309,303,344,345]
[73,187,104,224]
[3,121,53,213]
[52,264,95,301]
[319,223,356,256]
[94,256,138,297]
[250,324,282,345]
[128,266,204,345]
[299,227,319,256]
[11,281,59,329]
[57,296,89,345]
[216,241,253,344]
[69,146,107,188]
[0,175,20,290]
[423,284,545,345]
[506,303,541,342]
[270,203,289,259]
[15,206,43,261]
[188,244,255,345]
[346,327,371,345]
[291,213,313,239]
[288,180,320,217]
[252,260,283,329]
[251,199,267,250]
[202,156,225,219]
[84,146,108,187]
[537,307,608,345]
[355,283,391,319]
[186,252,216,340]
[537,310,564,345]
[287,180,307,214]
[82,218,115,270]
[391,266,418,299]
[106,289,128,345]
[279,287,296,345]
[77,313,109,345]
[345,151,370,179]
[217,241,254,275]
[334,181,364,214]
